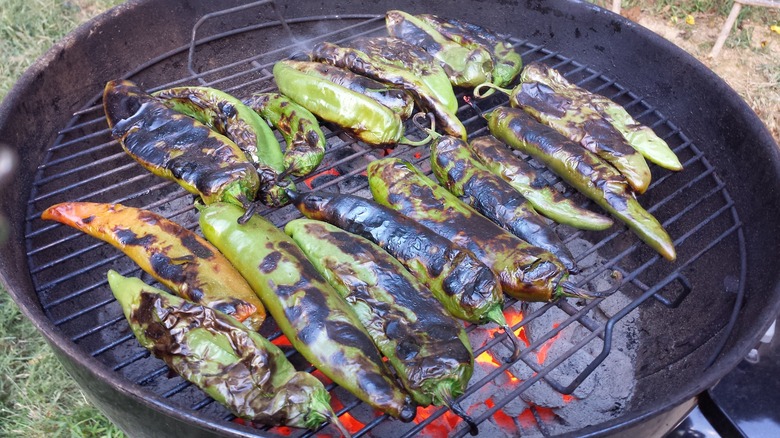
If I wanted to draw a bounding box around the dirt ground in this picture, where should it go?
[619,6,780,143]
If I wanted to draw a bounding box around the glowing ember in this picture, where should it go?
[476,350,503,368]
[270,334,292,347]
[484,398,518,432]
[304,167,340,189]
[338,412,366,435]
[536,323,562,365]
[517,408,537,429]
[414,405,462,438]
[414,152,423,159]
[504,308,531,346]
[562,394,575,403]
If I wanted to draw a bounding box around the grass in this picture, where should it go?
[1,1,778,437]
[1,1,124,436]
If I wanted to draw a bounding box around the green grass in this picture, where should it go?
[0,1,123,436]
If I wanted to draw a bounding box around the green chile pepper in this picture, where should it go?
[285,219,476,430]
[369,158,594,302]
[198,202,417,422]
[468,135,613,231]
[153,86,293,207]
[417,13,523,88]
[106,270,347,434]
[478,63,652,194]
[289,191,520,362]
[311,38,467,140]
[386,10,493,88]
[486,106,676,261]
[283,60,415,119]
[242,92,326,177]
[430,135,577,272]
[41,202,266,330]
[103,80,259,208]
[273,60,427,147]
[520,62,682,171]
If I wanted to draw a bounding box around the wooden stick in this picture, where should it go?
[709,2,742,59]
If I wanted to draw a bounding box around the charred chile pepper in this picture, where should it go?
[289,191,519,362]
[283,60,415,119]
[285,219,476,429]
[369,158,595,302]
[103,80,259,209]
[467,135,613,231]
[107,271,347,435]
[242,92,326,177]
[41,202,266,329]
[417,13,523,88]
[273,60,427,147]
[477,63,652,194]
[311,38,467,140]
[520,62,682,171]
[486,106,677,261]
[198,202,417,422]
[430,135,577,271]
[153,86,293,207]
[386,10,493,88]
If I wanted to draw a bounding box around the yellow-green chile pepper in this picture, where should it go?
[285,219,477,432]
[416,13,523,88]
[106,270,347,434]
[386,10,493,88]
[486,106,676,261]
[290,190,521,362]
[369,158,598,301]
[198,202,417,422]
[477,62,652,194]
[242,92,326,178]
[430,135,577,272]
[41,202,266,330]
[312,38,467,140]
[468,135,613,231]
[103,80,259,209]
[153,86,293,207]
[520,62,682,171]
[273,60,427,147]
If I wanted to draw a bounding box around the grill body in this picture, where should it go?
[1,1,779,437]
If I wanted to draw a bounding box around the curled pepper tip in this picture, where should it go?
[500,324,522,363]
[561,270,624,300]
[473,82,509,99]
[325,413,352,438]
[446,399,479,436]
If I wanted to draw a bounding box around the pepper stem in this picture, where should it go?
[437,386,479,436]
[473,82,512,99]
[324,412,352,438]
[400,112,435,146]
[487,306,522,363]
[559,270,624,300]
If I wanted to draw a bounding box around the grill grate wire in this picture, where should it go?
[22,3,746,437]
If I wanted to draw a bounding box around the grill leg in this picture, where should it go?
[611,0,621,14]
[709,2,742,59]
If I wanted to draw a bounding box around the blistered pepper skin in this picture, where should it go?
[487,106,676,261]
[103,80,259,208]
[41,202,266,329]
[513,64,652,194]
[107,271,341,432]
[386,10,493,88]
[312,38,467,140]
[289,191,504,325]
[286,219,473,408]
[467,135,613,231]
[198,203,417,422]
[416,13,523,88]
[243,92,326,177]
[153,86,292,207]
[520,62,682,171]
[368,158,570,302]
[281,60,415,119]
[430,136,577,271]
[273,60,407,147]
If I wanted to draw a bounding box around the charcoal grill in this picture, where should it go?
[2,0,780,437]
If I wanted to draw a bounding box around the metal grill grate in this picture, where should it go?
[23,3,746,437]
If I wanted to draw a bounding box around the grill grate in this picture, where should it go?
[23,3,746,437]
